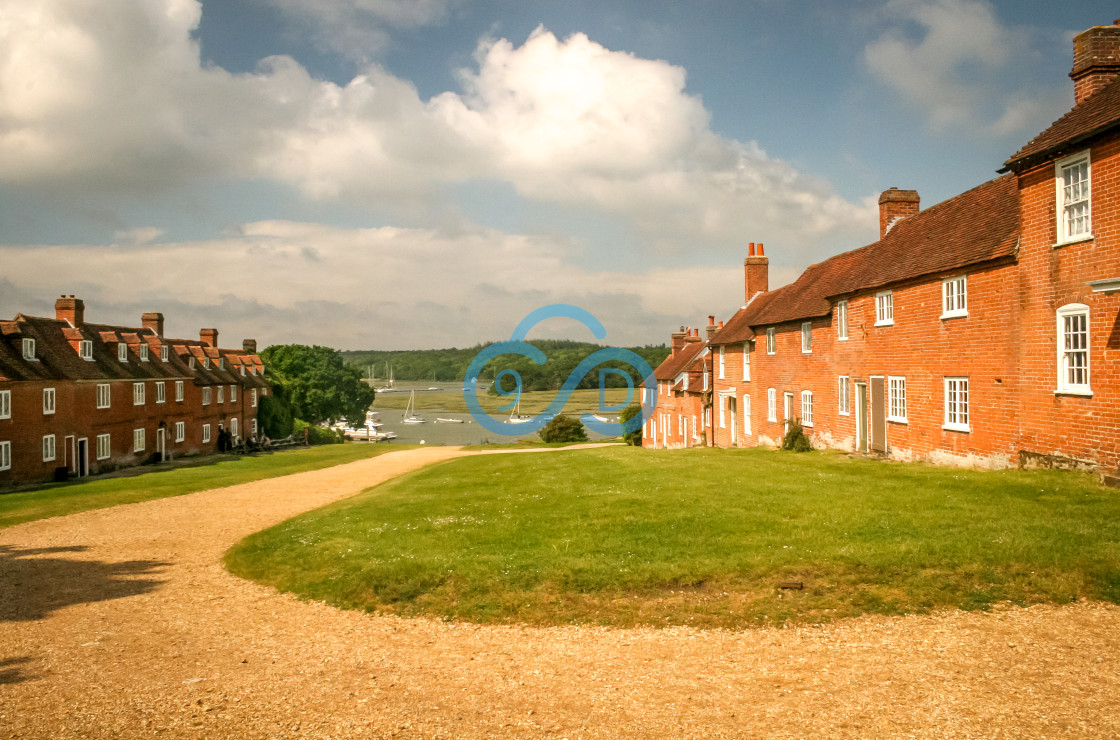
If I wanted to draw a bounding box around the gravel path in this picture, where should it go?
[2,446,1119,739]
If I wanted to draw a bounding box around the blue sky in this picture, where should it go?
[0,1,1114,349]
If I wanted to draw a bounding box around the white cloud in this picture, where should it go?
[863,0,1058,135]
[0,222,745,349]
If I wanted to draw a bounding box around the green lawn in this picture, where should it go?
[0,444,409,529]
[225,447,1120,629]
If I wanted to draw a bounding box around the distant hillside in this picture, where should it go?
[342,341,670,392]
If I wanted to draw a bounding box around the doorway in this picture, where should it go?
[157,427,167,463]
[783,392,794,435]
[76,438,88,477]
[870,376,886,453]
[855,382,868,453]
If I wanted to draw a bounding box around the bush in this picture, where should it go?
[538,414,588,444]
[257,394,294,439]
[293,419,346,445]
[620,403,643,446]
[781,418,813,452]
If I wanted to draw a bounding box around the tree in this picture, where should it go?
[539,414,588,443]
[261,344,376,425]
[257,394,294,438]
[620,403,643,446]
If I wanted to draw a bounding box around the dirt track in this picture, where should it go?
[2,446,1119,738]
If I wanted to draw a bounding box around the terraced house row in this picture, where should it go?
[0,296,272,486]
[645,20,1120,475]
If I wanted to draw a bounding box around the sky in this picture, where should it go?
[0,0,1115,350]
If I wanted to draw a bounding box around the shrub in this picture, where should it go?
[539,414,588,444]
[781,418,813,452]
[620,403,643,446]
[293,419,345,445]
[257,394,294,439]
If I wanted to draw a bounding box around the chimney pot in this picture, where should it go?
[744,242,770,301]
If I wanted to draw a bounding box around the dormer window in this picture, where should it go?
[140,344,149,362]
[118,343,128,363]
[79,340,93,360]
[203,357,210,369]
[22,338,35,360]
[240,365,246,376]
[160,345,168,362]
[189,357,196,369]
[218,358,225,370]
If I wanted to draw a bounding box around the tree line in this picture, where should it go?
[341,340,670,392]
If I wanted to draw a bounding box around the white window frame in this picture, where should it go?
[79,340,93,360]
[43,434,56,462]
[837,300,849,341]
[140,344,149,362]
[838,376,850,416]
[217,386,225,404]
[251,388,258,408]
[766,327,775,355]
[944,377,970,432]
[133,382,145,406]
[202,387,211,405]
[97,433,111,460]
[230,385,237,403]
[0,440,10,471]
[1056,150,1092,245]
[133,428,145,452]
[742,342,750,381]
[767,388,777,422]
[1056,303,1091,395]
[801,390,814,427]
[719,393,727,428]
[175,421,185,442]
[941,275,968,319]
[231,418,238,438]
[96,383,110,409]
[118,343,128,363]
[742,394,751,436]
[43,387,56,415]
[175,380,184,402]
[888,376,907,423]
[161,345,168,362]
[718,346,725,379]
[22,338,35,360]
[219,358,225,370]
[0,390,10,419]
[155,381,166,404]
[252,418,258,436]
[875,291,894,326]
[801,322,812,353]
[202,424,211,444]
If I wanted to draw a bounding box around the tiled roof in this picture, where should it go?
[710,174,1020,343]
[652,339,706,381]
[1004,77,1120,172]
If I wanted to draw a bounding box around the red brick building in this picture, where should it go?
[644,327,710,449]
[0,296,271,486]
[651,21,1120,474]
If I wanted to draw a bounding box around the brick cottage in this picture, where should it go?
[0,296,272,486]
[644,20,1120,475]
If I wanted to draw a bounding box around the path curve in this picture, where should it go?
[2,446,1119,739]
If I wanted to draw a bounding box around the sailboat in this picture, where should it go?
[506,399,532,424]
[402,390,425,424]
[375,362,395,393]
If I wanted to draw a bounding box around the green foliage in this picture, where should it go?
[538,414,589,443]
[293,419,345,445]
[620,403,643,446]
[261,344,376,425]
[257,394,294,439]
[342,341,671,393]
[226,447,1120,630]
[781,418,813,452]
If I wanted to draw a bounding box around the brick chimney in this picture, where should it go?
[878,188,920,238]
[670,328,687,356]
[243,339,258,354]
[1072,21,1120,104]
[200,328,218,348]
[55,295,84,325]
[744,242,769,302]
[706,315,719,341]
[142,312,164,337]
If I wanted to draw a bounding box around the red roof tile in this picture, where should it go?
[1004,77,1120,172]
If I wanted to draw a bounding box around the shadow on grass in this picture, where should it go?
[0,545,169,622]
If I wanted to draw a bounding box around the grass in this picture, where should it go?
[0,444,410,529]
[373,388,631,415]
[225,446,1120,629]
